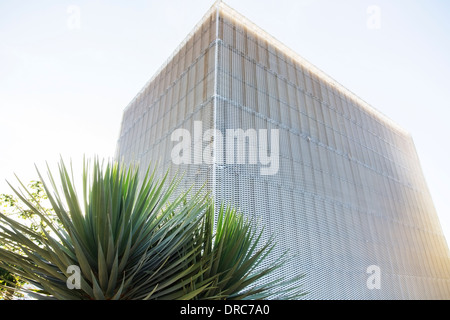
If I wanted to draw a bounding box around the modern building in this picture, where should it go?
[115,1,450,299]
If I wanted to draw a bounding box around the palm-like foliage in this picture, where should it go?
[0,158,304,300]
[195,204,303,299]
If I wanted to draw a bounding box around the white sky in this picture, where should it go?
[0,0,449,246]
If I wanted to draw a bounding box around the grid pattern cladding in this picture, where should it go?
[115,8,218,192]
[115,2,450,299]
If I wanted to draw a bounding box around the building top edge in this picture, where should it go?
[122,1,220,114]
[122,1,409,136]
[217,2,408,136]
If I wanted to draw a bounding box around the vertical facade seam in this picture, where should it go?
[212,3,220,204]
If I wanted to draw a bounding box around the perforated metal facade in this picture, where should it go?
[115,2,450,299]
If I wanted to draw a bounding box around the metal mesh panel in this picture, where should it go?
[115,2,450,299]
[115,9,218,194]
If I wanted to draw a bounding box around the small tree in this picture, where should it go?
[0,158,304,300]
[0,181,57,299]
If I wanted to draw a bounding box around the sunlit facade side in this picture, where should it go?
[115,2,450,299]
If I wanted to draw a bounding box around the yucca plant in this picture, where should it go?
[194,203,304,299]
[0,158,304,300]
